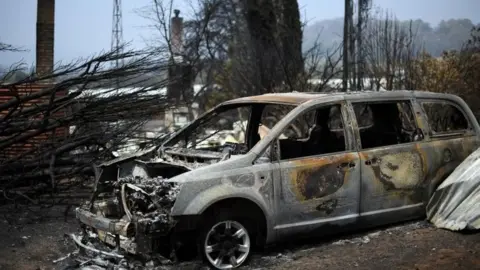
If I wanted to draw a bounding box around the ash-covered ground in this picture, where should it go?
[0,204,478,270]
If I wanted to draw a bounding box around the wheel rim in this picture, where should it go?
[204,220,251,269]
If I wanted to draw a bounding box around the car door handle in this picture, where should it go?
[337,162,356,170]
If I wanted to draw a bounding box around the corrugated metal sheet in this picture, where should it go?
[426,146,480,231]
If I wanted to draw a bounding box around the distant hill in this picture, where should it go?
[303,17,479,56]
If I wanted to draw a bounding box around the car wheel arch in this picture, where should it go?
[199,197,269,246]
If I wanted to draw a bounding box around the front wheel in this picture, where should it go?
[199,218,252,269]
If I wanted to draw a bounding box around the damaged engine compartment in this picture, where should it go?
[71,177,180,269]
[72,145,242,267]
[77,175,180,251]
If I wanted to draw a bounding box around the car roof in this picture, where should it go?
[221,90,459,106]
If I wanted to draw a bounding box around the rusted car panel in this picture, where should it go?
[170,158,277,229]
[427,146,480,230]
[74,90,480,269]
[358,145,426,216]
[274,152,361,238]
[417,136,480,197]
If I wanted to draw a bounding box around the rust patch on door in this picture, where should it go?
[368,151,425,191]
[289,154,355,201]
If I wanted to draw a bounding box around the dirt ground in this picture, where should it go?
[0,204,478,270]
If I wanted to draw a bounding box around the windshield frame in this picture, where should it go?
[161,102,301,154]
[162,103,254,150]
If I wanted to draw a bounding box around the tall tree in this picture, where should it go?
[342,0,354,91]
[279,0,304,87]
[243,0,283,93]
[356,0,371,90]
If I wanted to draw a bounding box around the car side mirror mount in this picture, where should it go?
[413,128,424,141]
[254,140,280,165]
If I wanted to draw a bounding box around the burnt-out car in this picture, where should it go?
[76,91,480,269]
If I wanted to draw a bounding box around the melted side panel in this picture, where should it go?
[170,160,281,242]
[359,143,426,214]
[275,152,361,233]
[359,135,480,218]
[417,135,480,196]
[288,154,357,201]
[410,95,480,197]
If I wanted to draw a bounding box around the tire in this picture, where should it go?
[197,211,254,269]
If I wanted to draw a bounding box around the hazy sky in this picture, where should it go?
[0,0,479,66]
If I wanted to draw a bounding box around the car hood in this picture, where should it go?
[165,154,251,184]
[95,146,252,185]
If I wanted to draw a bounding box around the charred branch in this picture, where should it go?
[0,46,180,203]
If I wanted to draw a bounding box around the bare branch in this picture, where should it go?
[0,43,181,203]
[0,42,26,53]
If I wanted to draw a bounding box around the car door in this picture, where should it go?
[348,99,428,226]
[273,101,361,239]
[414,99,480,198]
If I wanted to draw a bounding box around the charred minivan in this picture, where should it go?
[76,90,480,269]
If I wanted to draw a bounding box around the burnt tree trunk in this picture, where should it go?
[244,0,283,93]
[279,0,303,89]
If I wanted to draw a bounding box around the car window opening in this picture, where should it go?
[353,101,420,149]
[277,104,346,160]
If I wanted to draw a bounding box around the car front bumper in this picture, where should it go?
[76,206,173,254]
[75,207,201,255]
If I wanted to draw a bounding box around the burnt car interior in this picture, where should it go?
[164,103,297,158]
[158,100,445,168]
[353,101,423,149]
[276,104,347,160]
[272,101,426,160]
[421,102,470,135]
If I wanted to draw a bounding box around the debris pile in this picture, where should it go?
[65,175,183,269]
[150,155,206,170]
[56,231,174,269]
[116,175,181,208]
[115,176,181,230]
[332,235,371,246]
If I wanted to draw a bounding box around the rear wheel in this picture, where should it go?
[198,215,253,269]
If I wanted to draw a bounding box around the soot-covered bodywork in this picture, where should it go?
[75,91,480,267]
[75,146,206,255]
